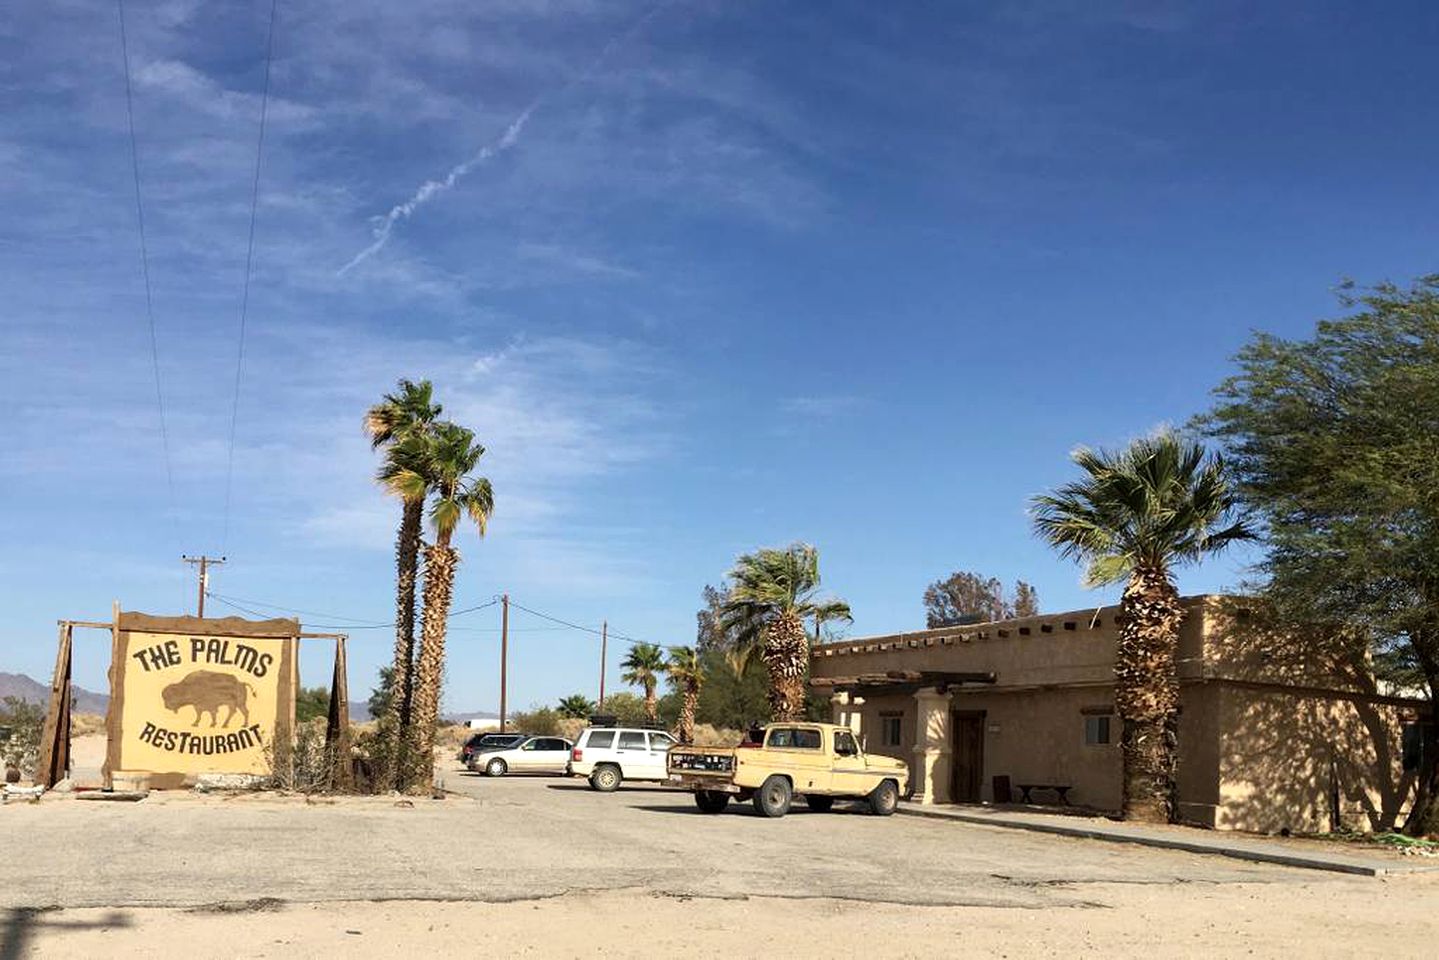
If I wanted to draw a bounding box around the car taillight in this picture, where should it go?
[572,748,582,761]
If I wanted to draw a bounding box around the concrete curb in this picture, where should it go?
[897,804,1436,877]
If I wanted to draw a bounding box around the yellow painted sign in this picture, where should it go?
[106,613,298,785]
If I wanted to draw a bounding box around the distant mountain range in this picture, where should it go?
[0,672,110,715]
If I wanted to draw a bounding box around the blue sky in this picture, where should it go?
[4,0,1438,713]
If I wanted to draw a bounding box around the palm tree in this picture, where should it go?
[557,694,596,719]
[365,379,441,786]
[1031,430,1251,823]
[406,421,494,789]
[810,600,853,646]
[720,543,851,722]
[620,643,667,725]
[666,645,705,744]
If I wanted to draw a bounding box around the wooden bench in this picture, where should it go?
[1015,783,1073,805]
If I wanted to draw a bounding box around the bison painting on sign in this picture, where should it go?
[105,612,299,788]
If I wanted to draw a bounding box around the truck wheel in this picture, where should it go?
[868,779,899,816]
[753,775,793,818]
[694,790,730,814]
[589,764,621,792]
[485,758,507,777]
[804,795,834,813]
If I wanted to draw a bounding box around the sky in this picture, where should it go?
[4,0,1438,714]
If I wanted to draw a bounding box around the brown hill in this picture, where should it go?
[0,672,110,714]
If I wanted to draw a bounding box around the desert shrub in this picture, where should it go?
[510,706,561,736]
[263,720,344,794]
[0,697,42,779]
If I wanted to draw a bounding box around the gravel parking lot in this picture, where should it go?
[5,762,1439,957]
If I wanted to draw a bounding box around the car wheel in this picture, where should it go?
[753,775,793,818]
[867,779,899,817]
[485,758,507,777]
[804,795,835,813]
[590,764,621,792]
[694,790,730,814]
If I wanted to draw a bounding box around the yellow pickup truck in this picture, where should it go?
[667,722,908,818]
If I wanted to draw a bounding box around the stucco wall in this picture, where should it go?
[850,684,1225,817]
[813,594,1426,831]
[1216,684,1418,834]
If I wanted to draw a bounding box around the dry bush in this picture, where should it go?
[262,719,344,794]
[0,697,42,778]
[434,723,475,751]
[690,723,745,746]
[71,713,108,737]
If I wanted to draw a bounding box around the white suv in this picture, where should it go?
[569,727,677,791]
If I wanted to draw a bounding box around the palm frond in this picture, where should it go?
[1032,429,1253,586]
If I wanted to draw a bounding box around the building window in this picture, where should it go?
[881,715,903,747]
[1084,715,1112,745]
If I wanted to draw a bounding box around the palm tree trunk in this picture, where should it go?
[678,683,698,744]
[406,542,459,793]
[387,498,424,787]
[762,610,810,721]
[644,680,658,725]
[1114,567,1185,823]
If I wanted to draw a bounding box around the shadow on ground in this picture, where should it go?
[1,908,131,960]
[543,783,680,794]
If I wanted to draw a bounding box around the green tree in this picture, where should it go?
[365,380,442,752]
[693,648,769,730]
[367,665,395,720]
[557,694,596,719]
[407,422,495,791]
[666,645,705,743]
[1032,430,1251,823]
[1202,276,1439,834]
[599,692,650,726]
[295,686,331,724]
[620,643,667,725]
[922,571,1041,627]
[720,543,851,722]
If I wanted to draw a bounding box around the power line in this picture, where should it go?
[115,0,178,537]
[203,590,650,646]
[507,599,652,647]
[221,0,280,553]
[205,592,501,631]
[205,592,389,626]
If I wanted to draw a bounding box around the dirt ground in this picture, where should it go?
[5,741,1438,957]
[9,882,1439,960]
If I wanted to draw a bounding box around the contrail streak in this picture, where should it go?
[338,1,671,277]
[337,105,534,275]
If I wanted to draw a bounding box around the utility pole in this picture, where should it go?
[181,555,225,617]
[598,620,607,708]
[499,594,509,734]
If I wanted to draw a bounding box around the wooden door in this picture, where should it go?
[950,712,985,803]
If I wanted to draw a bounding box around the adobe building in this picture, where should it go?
[811,595,1428,833]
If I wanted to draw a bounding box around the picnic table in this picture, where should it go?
[1015,783,1072,805]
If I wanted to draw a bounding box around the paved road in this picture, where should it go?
[6,763,1310,911]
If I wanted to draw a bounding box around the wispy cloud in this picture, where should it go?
[781,395,866,418]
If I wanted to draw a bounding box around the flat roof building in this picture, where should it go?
[809,595,1427,833]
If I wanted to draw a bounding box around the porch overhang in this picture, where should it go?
[811,670,997,697]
